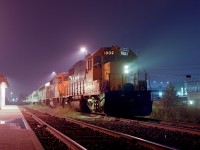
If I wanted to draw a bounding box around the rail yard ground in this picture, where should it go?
[26,102,200,124]
[25,104,114,124]
[24,103,200,149]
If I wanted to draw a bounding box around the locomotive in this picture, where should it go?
[27,46,152,116]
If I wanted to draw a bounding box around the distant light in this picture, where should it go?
[52,71,56,75]
[181,87,184,96]
[80,47,86,52]
[80,47,87,55]
[45,82,50,87]
[159,92,163,97]
[188,100,194,105]
[185,87,188,95]
[0,121,5,124]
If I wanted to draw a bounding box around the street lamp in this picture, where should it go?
[188,100,194,105]
[51,71,56,80]
[11,92,13,100]
[52,71,56,75]
[80,47,88,55]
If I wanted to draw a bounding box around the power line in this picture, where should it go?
[149,73,200,77]
[150,66,200,71]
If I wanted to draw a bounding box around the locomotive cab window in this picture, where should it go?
[93,56,101,68]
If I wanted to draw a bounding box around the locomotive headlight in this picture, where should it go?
[124,65,129,74]
[124,70,129,74]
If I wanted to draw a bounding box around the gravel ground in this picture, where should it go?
[22,110,69,150]
[25,105,200,150]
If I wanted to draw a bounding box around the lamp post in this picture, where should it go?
[51,71,57,82]
[11,92,13,101]
[52,71,56,76]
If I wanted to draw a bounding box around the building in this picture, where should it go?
[0,74,9,108]
[150,78,200,108]
[186,78,200,107]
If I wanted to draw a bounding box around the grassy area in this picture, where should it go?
[27,104,81,118]
[149,101,200,123]
[26,103,103,120]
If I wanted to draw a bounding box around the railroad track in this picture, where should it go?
[132,116,200,132]
[85,114,200,136]
[21,107,174,150]
[21,108,69,150]
[160,120,200,131]
[117,117,200,136]
[68,114,200,149]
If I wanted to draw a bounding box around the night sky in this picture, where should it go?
[0,0,200,98]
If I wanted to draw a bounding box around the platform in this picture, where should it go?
[0,105,44,150]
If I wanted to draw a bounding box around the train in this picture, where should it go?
[27,45,152,117]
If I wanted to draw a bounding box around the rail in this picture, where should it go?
[23,109,87,150]
[64,117,176,150]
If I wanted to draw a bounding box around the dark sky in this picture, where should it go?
[0,0,200,98]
